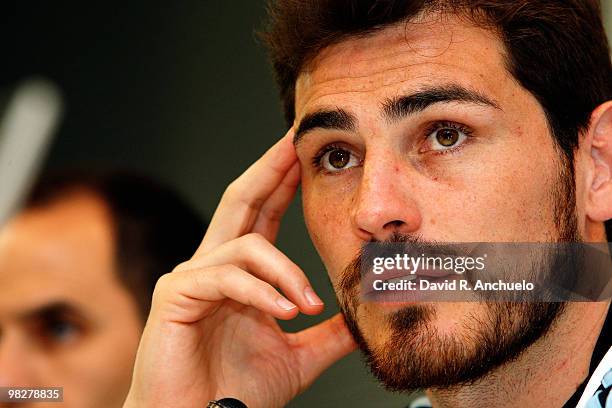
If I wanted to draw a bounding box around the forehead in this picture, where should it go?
[294,13,511,120]
[0,192,119,314]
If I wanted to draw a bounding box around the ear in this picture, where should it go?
[585,101,612,223]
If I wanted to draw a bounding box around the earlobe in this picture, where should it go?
[586,101,612,222]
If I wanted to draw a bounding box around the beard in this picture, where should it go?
[335,155,579,392]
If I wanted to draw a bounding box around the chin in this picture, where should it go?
[343,301,565,392]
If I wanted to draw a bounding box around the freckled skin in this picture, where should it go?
[294,14,587,353]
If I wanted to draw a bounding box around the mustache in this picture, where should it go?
[338,233,463,293]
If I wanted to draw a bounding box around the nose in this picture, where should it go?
[0,331,39,387]
[350,156,422,241]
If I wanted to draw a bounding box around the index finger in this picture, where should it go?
[195,129,298,255]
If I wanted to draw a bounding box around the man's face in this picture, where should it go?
[0,192,143,408]
[294,14,579,389]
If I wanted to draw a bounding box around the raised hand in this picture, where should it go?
[123,130,357,408]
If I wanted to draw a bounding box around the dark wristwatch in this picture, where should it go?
[206,398,248,408]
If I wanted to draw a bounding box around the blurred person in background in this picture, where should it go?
[0,171,206,408]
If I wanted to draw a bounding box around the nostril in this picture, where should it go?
[384,220,405,229]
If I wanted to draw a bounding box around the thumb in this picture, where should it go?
[291,313,357,388]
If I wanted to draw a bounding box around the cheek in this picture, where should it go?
[302,185,340,254]
[62,319,141,406]
[302,177,356,276]
[56,294,142,404]
[572,147,590,235]
[440,133,560,240]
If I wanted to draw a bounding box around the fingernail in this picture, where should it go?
[276,297,297,311]
[304,286,324,306]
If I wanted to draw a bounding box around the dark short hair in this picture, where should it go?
[261,0,612,239]
[25,170,207,320]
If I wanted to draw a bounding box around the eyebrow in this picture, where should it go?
[18,301,84,322]
[294,108,357,146]
[293,84,500,146]
[382,84,501,121]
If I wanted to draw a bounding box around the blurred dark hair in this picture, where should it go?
[25,170,207,320]
[261,0,612,240]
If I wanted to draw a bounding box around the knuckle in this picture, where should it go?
[235,280,252,300]
[261,284,277,300]
[171,259,207,277]
[222,181,238,201]
[241,232,267,247]
[213,264,236,283]
[151,272,174,303]
[154,272,173,290]
[171,260,191,274]
[220,181,247,208]
[262,206,284,222]
[189,268,207,292]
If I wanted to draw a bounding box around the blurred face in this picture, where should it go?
[0,192,143,408]
[295,14,582,390]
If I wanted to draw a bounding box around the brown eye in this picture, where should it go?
[436,128,460,146]
[328,149,350,168]
[426,124,469,152]
[320,147,359,172]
